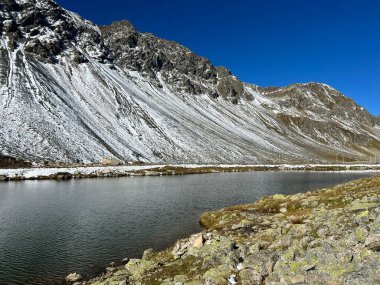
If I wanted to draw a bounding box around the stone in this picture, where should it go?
[55,172,73,180]
[0,175,8,181]
[227,274,237,284]
[192,234,204,248]
[236,263,243,271]
[354,226,368,243]
[125,259,157,280]
[311,200,319,208]
[302,264,316,271]
[365,234,380,251]
[239,269,262,285]
[172,233,204,258]
[106,266,117,273]
[280,207,287,213]
[142,248,154,259]
[121,257,130,263]
[290,275,305,284]
[65,272,82,283]
[203,264,231,285]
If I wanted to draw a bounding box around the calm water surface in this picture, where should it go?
[0,171,375,284]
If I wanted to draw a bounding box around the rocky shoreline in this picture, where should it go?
[1,164,380,182]
[77,176,380,285]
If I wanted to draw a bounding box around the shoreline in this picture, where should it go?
[86,176,380,285]
[1,164,380,182]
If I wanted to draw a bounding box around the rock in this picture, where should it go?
[302,264,316,271]
[118,281,127,285]
[239,269,262,285]
[192,234,204,248]
[203,264,231,285]
[354,226,368,243]
[125,258,157,280]
[236,263,243,271]
[65,272,82,283]
[227,274,237,284]
[0,175,8,181]
[172,233,204,258]
[142,248,154,259]
[290,275,305,284]
[121,257,130,263]
[280,207,287,213]
[101,158,123,166]
[310,200,319,208]
[106,266,117,273]
[365,234,380,251]
[55,172,73,180]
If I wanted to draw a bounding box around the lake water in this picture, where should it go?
[0,171,375,285]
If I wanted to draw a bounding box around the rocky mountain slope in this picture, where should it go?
[1,0,379,164]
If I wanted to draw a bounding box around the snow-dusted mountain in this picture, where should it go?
[1,0,379,164]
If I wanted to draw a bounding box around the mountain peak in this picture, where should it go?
[0,0,112,64]
[100,21,246,102]
[102,20,137,33]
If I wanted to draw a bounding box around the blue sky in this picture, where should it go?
[56,0,380,116]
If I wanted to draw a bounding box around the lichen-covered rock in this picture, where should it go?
[125,259,157,280]
[203,264,231,285]
[65,272,82,282]
[172,233,204,259]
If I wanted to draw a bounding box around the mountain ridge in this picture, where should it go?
[0,0,379,164]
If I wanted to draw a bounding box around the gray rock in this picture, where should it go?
[65,272,82,283]
[365,234,380,251]
[0,175,8,181]
[142,248,154,260]
[239,268,262,285]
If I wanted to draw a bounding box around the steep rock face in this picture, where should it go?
[0,0,379,164]
[259,83,378,148]
[0,0,112,64]
[100,21,246,103]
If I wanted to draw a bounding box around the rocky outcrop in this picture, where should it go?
[100,21,246,103]
[0,0,112,64]
[65,272,82,283]
[260,83,378,147]
[89,176,380,285]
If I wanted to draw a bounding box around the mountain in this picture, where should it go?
[1,0,379,164]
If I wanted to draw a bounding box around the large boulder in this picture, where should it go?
[65,272,82,283]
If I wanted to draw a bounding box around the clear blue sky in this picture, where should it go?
[56,0,380,116]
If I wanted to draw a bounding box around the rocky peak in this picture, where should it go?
[260,82,376,126]
[100,20,245,103]
[0,0,112,64]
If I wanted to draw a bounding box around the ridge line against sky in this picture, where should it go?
[55,0,380,116]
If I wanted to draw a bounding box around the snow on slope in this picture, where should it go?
[0,0,379,164]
